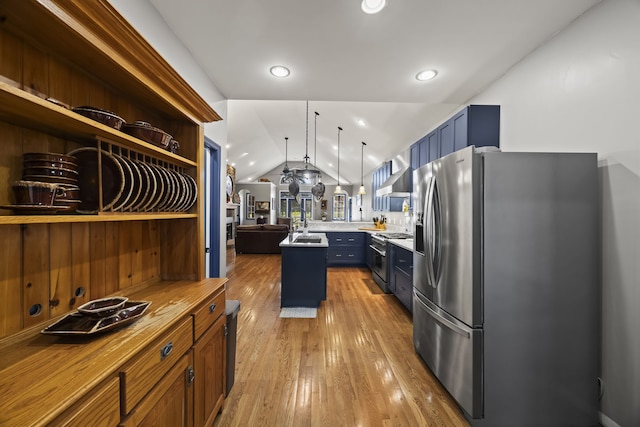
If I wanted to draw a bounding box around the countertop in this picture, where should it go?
[389,238,414,252]
[279,232,329,248]
[0,278,227,427]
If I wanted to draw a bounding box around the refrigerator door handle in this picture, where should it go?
[424,177,437,288]
[414,289,471,339]
[431,178,442,286]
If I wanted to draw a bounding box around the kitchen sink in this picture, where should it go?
[294,236,322,244]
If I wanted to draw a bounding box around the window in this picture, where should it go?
[279,191,312,228]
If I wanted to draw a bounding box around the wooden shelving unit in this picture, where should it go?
[0,1,227,425]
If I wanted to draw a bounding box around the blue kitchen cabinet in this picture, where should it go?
[410,105,500,171]
[326,232,366,267]
[365,233,373,269]
[281,246,327,307]
[372,161,403,212]
[389,243,413,313]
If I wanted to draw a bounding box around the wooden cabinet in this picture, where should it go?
[120,317,194,414]
[120,353,194,427]
[0,1,226,426]
[192,287,227,427]
[52,377,120,427]
[193,314,226,427]
[326,232,366,267]
[0,0,221,339]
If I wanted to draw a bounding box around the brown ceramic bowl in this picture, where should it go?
[77,296,128,318]
[72,106,126,130]
[23,167,78,180]
[11,180,63,206]
[21,175,78,185]
[23,159,78,171]
[122,121,173,150]
[23,152,77,166]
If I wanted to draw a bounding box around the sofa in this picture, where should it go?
[235,224,290,254]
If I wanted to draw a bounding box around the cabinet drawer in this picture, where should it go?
[120,316,193,415]
[193,288,226,341]
[328,247,364,265]
[394,247,413,276]
[120,353,192,427]
[53,377,120,427]
[394,268,413,313]
[327,232,364,247]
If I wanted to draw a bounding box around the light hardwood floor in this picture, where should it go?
[215,251,469,427]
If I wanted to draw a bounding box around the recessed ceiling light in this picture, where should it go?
[416,69,438,81]
[270,65,290,78]
[357,119,367,127]
[361,0,386,14]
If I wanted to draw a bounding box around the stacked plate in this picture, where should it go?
[22,152,82,213]
[67,147,197,214]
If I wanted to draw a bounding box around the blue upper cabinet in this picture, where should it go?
[410,105,500,171]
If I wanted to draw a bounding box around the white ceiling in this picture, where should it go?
[148,0,601,184]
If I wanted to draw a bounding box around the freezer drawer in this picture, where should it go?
[413,289,483,418]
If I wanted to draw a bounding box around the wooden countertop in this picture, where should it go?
[0,278,227,427]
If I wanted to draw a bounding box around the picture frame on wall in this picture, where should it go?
[256,201,270,213]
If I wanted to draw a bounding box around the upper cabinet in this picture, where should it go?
[409,105,499,209]
[411,105,500,171]
[0,0,221,338]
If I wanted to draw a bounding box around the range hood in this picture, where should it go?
[376,167,411,197]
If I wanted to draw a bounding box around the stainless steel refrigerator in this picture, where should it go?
[413,146,599,426]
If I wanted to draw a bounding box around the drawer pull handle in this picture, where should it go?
[348,238,355,242]
[188,366,195,385]
[160,341,173,361]
[336,238,343,242]
[209,303,217,313]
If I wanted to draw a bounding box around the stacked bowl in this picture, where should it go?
[22,153,81,213]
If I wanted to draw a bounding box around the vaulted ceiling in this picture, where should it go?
[147,0,601,184]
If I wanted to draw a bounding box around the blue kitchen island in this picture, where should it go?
[279,233,329,308]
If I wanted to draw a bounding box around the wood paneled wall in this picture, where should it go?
[0,221,162,338]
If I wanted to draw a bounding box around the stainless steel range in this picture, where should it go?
[370,232,412,292]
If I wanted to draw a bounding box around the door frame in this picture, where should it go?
[205,137,221,278]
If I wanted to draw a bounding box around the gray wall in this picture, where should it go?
[471,1,640,425]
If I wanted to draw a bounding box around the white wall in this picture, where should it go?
[470,1,640,425]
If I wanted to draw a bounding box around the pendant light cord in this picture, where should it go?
[337,126,343,187]
[361,141,366,186]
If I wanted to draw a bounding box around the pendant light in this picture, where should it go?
[311,111,325,201]
[281,101,323,199]
[358,141,367,195]
[334,126,343,193]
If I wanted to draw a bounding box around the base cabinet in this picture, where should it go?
[193,314,226,427]
[120,354,193,427]
[326,232,366,266]
[389,244,413,313]
[53,377,120,427]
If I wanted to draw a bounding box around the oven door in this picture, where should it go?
[370,243,388,291]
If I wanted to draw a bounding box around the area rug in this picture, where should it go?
[279,307,317,318]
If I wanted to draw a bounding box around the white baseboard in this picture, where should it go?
[600,412,621,427]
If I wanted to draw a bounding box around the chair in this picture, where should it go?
[276,217,292,230]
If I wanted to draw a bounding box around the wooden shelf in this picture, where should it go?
[0,212,197,225]
[0,81,197,168]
